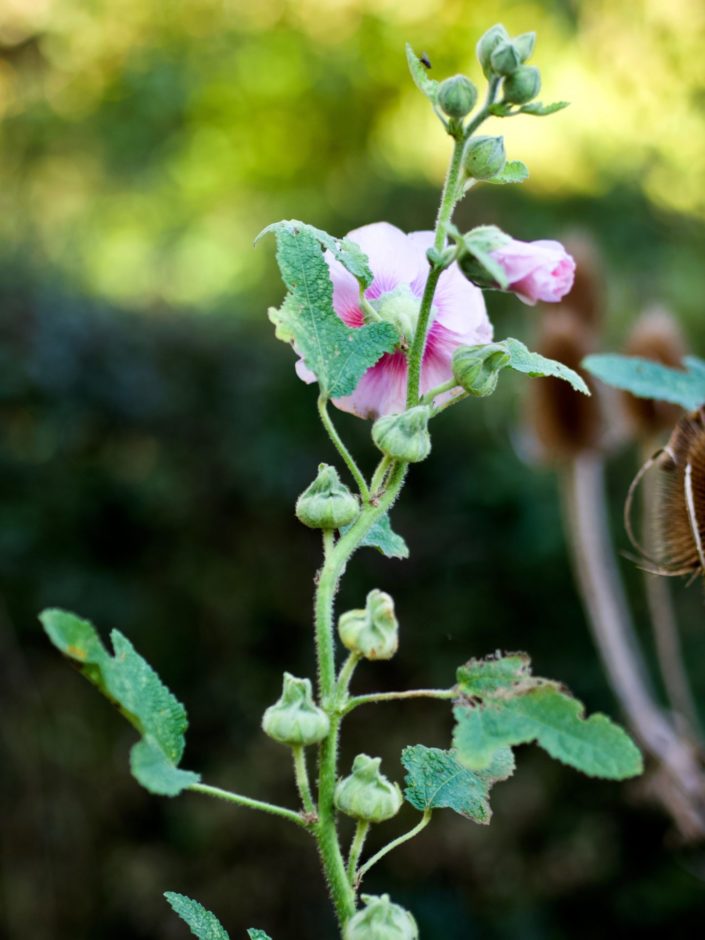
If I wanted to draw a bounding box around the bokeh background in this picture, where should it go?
[3,0,705,937]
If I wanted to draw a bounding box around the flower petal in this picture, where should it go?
[333,351,409,419]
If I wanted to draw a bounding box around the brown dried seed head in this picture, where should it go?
[528,308,602,460]
[622,306,687,438]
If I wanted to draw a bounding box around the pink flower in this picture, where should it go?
[490,238,575,306]
[295,222,492,419]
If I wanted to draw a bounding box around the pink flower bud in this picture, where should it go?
[490,238,575,306]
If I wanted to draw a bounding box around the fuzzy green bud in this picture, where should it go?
[476,23,510,78]
[463,135,506,181]
[261,672,330,747]
[295,463,359,530]
[452,344,510,398]
[335,754,403,823]
[503,66,541,104]
[490,40,521,76]
[344,894,419,940]
[514,31,536,62]
[338,589,399,661]
[371,405,431,463]
[437,74,478,119]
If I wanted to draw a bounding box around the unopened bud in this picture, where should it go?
[338,589,399,661]
[437,74,478,119]
[502,66,541,104]
[262,673,330,747]
[490,40,521,76]
[452,344,510,397]
[344,894,419,940]
[476,24,510,78]
[295,464,360,530]
[463,135,506,180]
[335,754,403,823]
[372,405,431,464]
[514,32,536,62]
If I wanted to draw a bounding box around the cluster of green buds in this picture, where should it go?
[372,405,431,463]
[477,23,541,104]
[295,463,359,529]
[261,673,329,747]
[335,754,402,823]
[338,589,399,661]
[345,894,419,940]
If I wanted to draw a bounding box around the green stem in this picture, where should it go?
[336,652,361,701]
[292,745,316,817]
[188,782,312,830]
[420,379,457,405]
[343,687,456,716]
[370,455,392,496]
[318,395,370,501]
[356,810,432,885]
[347,820,370,884]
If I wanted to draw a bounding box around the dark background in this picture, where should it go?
[2,1,705,937]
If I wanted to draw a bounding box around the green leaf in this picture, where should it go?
[519,100,569,116]
[342,512,409,559]
[502,337,590,395]
[164,892,230,940]
[247,932,273,940]
[484,160,529,185]
[582,353,703,409]
[257,219,373,289]
[488,102,515,117]
[40,608,200,795]
[462,225,512,289]
[453,653,643,780]
[401,744,514,823]
[266,224,398,399]
[405,44,439,105]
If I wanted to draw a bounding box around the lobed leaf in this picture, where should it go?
[405,44,439,105]
[582,353,704,410]
[502,338,589,395]
[484,160,529,185]
[519,100,569,116]
[266,224,398,399]
[40,608,200,795]
[340,512,409,559]
[248,932,273,940]
[257,219,373,289]
[457,652,531,697]
[402,744,514,823]
[164,892,230,940]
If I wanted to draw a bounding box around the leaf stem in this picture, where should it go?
[343,687,456,716]
[188,782,312,830]
[347,820,370,884]
[356,810,432,885]
[292,745,316,817]
[318,395,370,501]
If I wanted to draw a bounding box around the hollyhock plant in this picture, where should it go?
[295,222,492,419]
[492,237,575,305]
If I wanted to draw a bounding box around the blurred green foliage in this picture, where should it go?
[3,0,705,938]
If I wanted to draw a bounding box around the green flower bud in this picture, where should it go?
[490,40,521,77]
[452,344,510,397]
[338,589,399,661]
[372,405,431,463]
[344,894,419,940]
[476,23,510,78]
[335,754,403,823]
[437,74,478,119]
[261,672,330,747]
[502,66,541,104]
[463,135,506,181]
[295,463,359,530]
[514,31,536,63]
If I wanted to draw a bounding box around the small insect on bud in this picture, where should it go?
[437,74,478,119]
[262,673,330,747]
[502,65,541,104]
[295,463,360,530]
[335,754,403,823]
[514,31,536,62]
[344,894,419,940]
[338,589,399,661]
[372,405,431,463]
[452,343,511,397]
[490,40,522,77]
[476,23,510,78]
[463,135,506,181]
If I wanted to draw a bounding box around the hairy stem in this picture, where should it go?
[344,687,456,716]
[356,810,432,885]
[318,395,370,501]
[347,820,370,884]
[188,782,312,830]
[292,746,316,817]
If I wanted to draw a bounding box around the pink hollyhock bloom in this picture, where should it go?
[295,222,492,419]
[491,238,575,306]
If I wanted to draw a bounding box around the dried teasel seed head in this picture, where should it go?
[625,408,705,577]
[621,306,687,438]
[527,308,602,460]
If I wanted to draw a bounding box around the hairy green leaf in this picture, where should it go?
[453,654,642,780]
[519,100,569,116]
[340,512,409,559]
[164,892,230,940]
[257,220,373,289]
[503,338,589,395]
[402,745,514,823]
[462,225,511,288]
[582,353,703,409]
[405,44,439,105]
[40,608,199,795]
[484,160,529,185]
[266,224,397,399]
[247,932,273,940]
